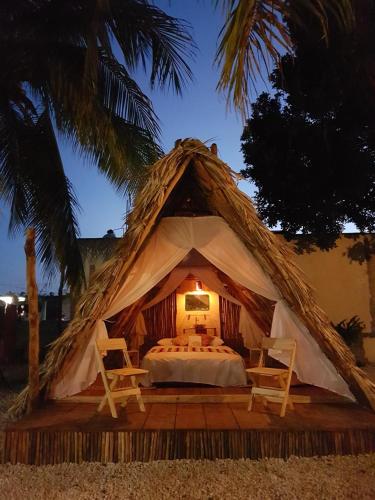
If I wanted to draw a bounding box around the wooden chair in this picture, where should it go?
[95,338,148,418]
[246,338,296,417]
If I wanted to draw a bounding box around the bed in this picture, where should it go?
[140,345,247,387]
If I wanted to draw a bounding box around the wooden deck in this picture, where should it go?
[2,385,375,464]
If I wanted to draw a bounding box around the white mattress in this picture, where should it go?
[140,345,247,387]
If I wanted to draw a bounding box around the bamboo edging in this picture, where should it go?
[1,428,375,465]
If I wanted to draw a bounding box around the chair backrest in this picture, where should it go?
[95,337,132,371]
[259,337,296,371]
[261,338,296,351]
[96,338,128,352]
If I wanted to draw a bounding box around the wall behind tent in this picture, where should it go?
[176,279,221,336]
[289,235,373,331]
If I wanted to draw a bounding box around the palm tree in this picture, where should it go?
[215,0,353,115]
[0,0,194,292]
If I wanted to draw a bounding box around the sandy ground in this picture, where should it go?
[0,455,375,499]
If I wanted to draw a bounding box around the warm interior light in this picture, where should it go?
[195,280,202,291]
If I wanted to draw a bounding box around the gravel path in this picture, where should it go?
[0,455,375,500]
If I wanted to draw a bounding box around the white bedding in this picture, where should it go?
[140,345,247,387]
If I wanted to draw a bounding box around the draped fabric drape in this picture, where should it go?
[50,216,354,401]
[143,292,177,340]
[219,297,241,340]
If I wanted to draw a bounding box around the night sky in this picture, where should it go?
[0,1,270,294]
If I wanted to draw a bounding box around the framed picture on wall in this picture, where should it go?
[185,294,210,311]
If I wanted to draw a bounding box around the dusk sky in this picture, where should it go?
[0,0,271,294]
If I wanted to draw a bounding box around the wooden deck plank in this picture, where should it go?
[198,387,223,394]
[175,404,206,429]
[229,403,271,429]
[4,391,375,464]
[230,402,289,430]
[84,403,151,431]
[6,386,375,434]
[152,387,177,395]
[203,403,239,430]
[6,403,86,431]
[294,403,375,430]
[143,403,176,430]
[7,401,375,433]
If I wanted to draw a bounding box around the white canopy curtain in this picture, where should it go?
[133,266,264,348]
[50,216,354,401]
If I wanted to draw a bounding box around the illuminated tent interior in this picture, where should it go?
[138,252,271,352]
[10,139,375,417]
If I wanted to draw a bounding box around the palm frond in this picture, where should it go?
[0,0,194,292]
[0,104,85,291]
[0,100,32,229]
[97,116,162,194]
[109,0,195,93]
[27,113,85,292]
[48,89,160,193]
[97,49,160,137]
[215,0,354,116]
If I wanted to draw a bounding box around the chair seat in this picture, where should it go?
[106,367,148,378]
[246,367,288,377]
[252,387,286,398]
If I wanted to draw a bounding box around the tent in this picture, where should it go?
[10,138,375,416]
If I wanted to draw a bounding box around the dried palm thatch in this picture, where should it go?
[9,138,375,417]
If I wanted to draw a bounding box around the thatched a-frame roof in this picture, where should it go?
[10,138,375,416]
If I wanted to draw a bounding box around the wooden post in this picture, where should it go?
[210,143,218,156]
[25,228,40,412]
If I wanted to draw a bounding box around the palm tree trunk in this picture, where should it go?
[25,228,40,412]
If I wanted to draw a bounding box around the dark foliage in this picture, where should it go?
[241,1,375,249]
[333,315,365,347]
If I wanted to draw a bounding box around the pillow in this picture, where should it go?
[173,334,189,346]
[210,336,224,347]
[157,338,173,346]
[188,335,202,347]
[199,334,214,347]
